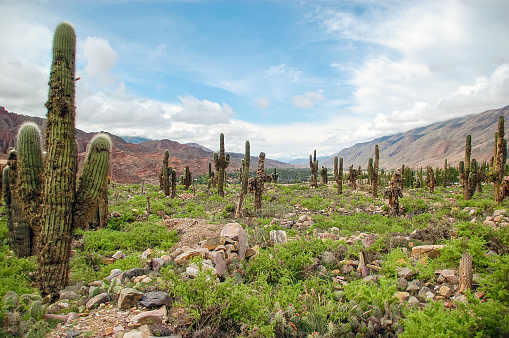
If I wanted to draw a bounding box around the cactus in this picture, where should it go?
[182,165,192,190]
[9,23,112,296]
[367,145,379,197]
[334,156,343,194]
[347,164,359,189]
[3,150,33,257]
[273,167,278,183]
[235,141,250,218]
[384,178,402,217]
[462,135,473,200]
[309,150,318,188]
[171,168,177,198]
[161,149,170,196]
[443,159,448,188]
[207,162,214,189]
[214,133,230,197]
[250,152,270,212]
[494,116,507,203]
[426,166,436,193]
[320,166,328,185]
[457,252,473,294]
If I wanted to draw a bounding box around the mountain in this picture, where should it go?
[185,143,213,153]
[288,155,333,166]
[322,105,509,170]
[119,136,152,144]
[0,106,297,184]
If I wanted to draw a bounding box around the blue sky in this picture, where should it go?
[1,0,508,161]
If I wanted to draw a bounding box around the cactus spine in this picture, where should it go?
[334,156,343,194]
[309,150,318,188]
[235,141,250,218]
[14,23,111,296]
[214,133,230,197]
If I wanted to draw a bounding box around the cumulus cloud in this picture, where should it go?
[171,95,236,125]
[292,89,326,109]
[81,37,118,87]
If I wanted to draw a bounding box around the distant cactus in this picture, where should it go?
[426,166,436,193]
[391,169,403,190]
[320,166,328,185]
[182,166,192,190]
[214,133,230,197]
[462,135,473,200]
[443,159,448,188]
[250,152,271,212]
[207,162,214,189]
[161,149,171,196]
[236,141,250,218]
[11,22,112,296]
[494,116,507,203]
[347,164,359,189]
[171,168,177,198]
[309,150,318,188]
[368,145,379,197]
[273,168,278,183]
[384,180,402,217]
[334,156,343,194]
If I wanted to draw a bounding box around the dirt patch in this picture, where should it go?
[161,218,225,252]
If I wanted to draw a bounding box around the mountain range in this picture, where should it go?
[0,104,507,183]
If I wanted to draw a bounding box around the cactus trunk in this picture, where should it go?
[309,150,318,188]
[334,156,343,194]
[236,141,250,218]
[214,133,230,197]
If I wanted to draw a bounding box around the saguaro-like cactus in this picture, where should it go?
[320,166,328,185]
[463,135,473,200]
[309,150,318,188]
[334,156,343,194]
[426,167,436,193]
[251,152,270,212]
[494,116,507,204]
[182,166,192,190]
[384,180,402,217]
[207,162,214,189]
[443,159,448,188]
[347,164,358,189]
[235,141,250,218]
[13,23,111,297]
[457,252,473,294]
[373,145,379,197]
[273,168,278,183]
[171,168,177,198]
[161,149,171,196]
[214,133,230,197]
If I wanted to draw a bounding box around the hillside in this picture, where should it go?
[322,105,509,170]
[0,107,296,184]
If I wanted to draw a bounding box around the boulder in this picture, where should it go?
[118,288,143,309]
[86,293,109,310]
[270,230,287,244]
[139,291,171,308]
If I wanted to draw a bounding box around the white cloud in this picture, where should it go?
[256,97,271,108]
[171,95,236,125]
[292,89,326,109]
[80,37,118,87]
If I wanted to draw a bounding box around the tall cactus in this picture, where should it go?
[182,166,192,190]
[214,133,230,197]
[12,22,111,297]
[235,141,250,218]
[443,159,448,188]
[495,116,507,203]
[252,152,270,212]
[309,150,318,188]
[334,156,343,194]
[171,168,177,198]
[463,135,472,200]
[207,162,214,189]
[161,149,170,196]
[273,168,278,183]
[320,166,328,185]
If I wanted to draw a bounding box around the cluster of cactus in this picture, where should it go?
[347,164,359,189]
[227,256,245,283]
[333,156,343,194]
[181,165,192,190]
[2,291,48,337]
[367,145,379,197]
[3,23,112,297]
[214,133,230,197]
[309,150,318,188]
[320,166,328,184]
[235,141,250,218]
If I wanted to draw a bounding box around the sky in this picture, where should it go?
[1,0,508,162]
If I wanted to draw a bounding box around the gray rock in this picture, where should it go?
[118,288,143,309]
[59,291,79,300]
[151,258,165,272]
[270,230,287,244]
[86,292,109,310]
[107,269,123,281]
[397,267,416,280]
[408,296,419,306]
[397,277,408,291]
[320,251,336,265]
[139,291,172,308]
[417,286,432,300]
[406,280,421,293]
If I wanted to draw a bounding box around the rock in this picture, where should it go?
[174,248,210,265]
[123,331,144,338]
[298,215,307,222]
[201,236,226,250]
[406,280,421,293]
[362,234,378,248]
[408,296,419,306]
[151,258,165,272]
[210,251,227,277]
[363,275,379,283]
[412,245,446,258]
[320,251,336,265]
[59,290,79,300]
[131,308,166,325]
[475,291,486,299]
[245,247,258,259]
[438,269,458,284]
[341,265,354,274]
[118,288,143,309]
[453,294,468,304]
[141,248,153,259]
[121,268,147,282]
[417,287,432,300]
[439,285,455,298]
[270,230,287,244]
[186,266,200,278]
[397,277,408,291]
[139,291,171,308]
[112,251,125,260]
[394,292,410,302]
[494,209,506,217]
[483,220,497,228]
[397,267,416,280]
[66,312,79,324]
[107,269,124,281]
[86,292,109,310]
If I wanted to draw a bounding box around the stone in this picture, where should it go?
[210,251,227,277]
[417,287,432,300]
[394,292,409,301]
[483,220,497,228]
[107,269,124,281]
[475,291,486,299]
[494,209,506,217]
[438,269,458,284]
[320,251,336,265]
[66,312,79,324]
[141,248,153,259]
[151,258,165,272]
[118,288,143,309]
[411,245,446,258]
[131,308,166,325]
[439,285,455,298]
[397,277,408,291]
[341,265,354,274]
[174,248,210,265]
[270,230,288,244]
[59,290,79,300]
[363,275,379,283]
[408,296,419,306]
[406,280,421,293]
[123,331,143,338]
[86,292,109,310]
[454,294,468,304]
[112,251,125,260]
[139,291,171,308]
[362,234,378,248]
[186,266,200,278]
[201,237,226,250]
[397,267,416,280]
[245,247,258,259]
